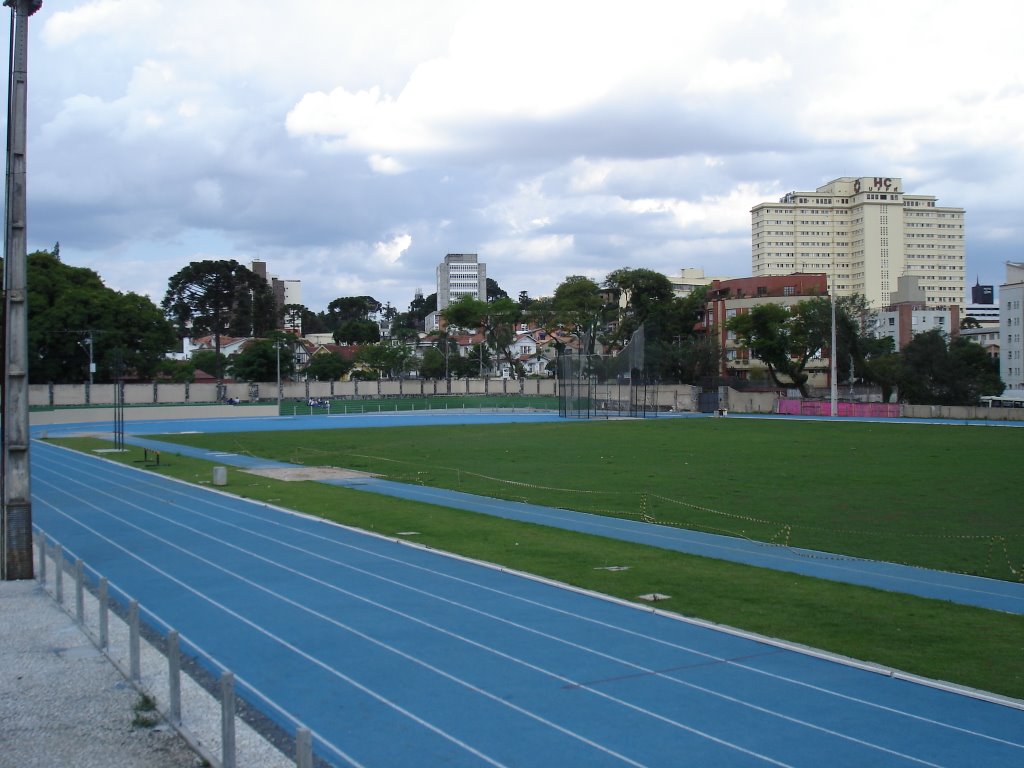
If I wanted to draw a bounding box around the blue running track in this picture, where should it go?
[29,413,1024,766]
[83,413,1024,616]
[29,441,1024,767]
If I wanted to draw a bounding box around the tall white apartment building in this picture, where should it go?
[751,176,965,308]
[437,253,487,310]
[1000,261,1024,390]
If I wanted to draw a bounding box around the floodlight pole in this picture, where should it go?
[2,0,42,581]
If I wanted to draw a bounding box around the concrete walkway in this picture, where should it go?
[0,579,201,768]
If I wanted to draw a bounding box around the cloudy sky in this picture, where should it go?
[18,0,1024,314]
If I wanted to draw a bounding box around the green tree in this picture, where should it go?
[283,303,328,335]
[863,350,902,403]
[326,296,382,325]
[305,351,352,381]
[355,343,410,378]
[661,334,721,385]
[486,278,509,302]
[154,358,196,383]
[727,299,832,397]
[552,275,606,353]
[960,316,982,330]
[406,292,437,327]
[190,350,227,379]
[110,291,182,380]
[442,295,522,378]
[14,249,176,384]
[227,334,298,382]
[333,318,381,345]
[426,327,459,385]
[898,330,1003,405]
[452,343,491,378]
[604,268,675,344]
[653,286,718,384]
[162,260,276,379]
[418,347,447,379]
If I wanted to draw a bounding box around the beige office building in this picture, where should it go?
[751,176,965,308]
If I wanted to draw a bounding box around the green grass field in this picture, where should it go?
[51,431,1024,700]
[156,418,1024,582]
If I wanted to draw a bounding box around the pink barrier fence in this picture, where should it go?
[776,399,900,418]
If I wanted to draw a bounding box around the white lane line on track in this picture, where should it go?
[39,443,1024,753]
[35,471,658,768]
[33,483,512,768]
[36,458,948,767]
[41,456,978,765]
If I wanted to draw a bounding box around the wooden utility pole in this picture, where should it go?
[2,0,42,580]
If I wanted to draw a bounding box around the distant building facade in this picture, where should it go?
[959,326,1000,363]
[1000,261,1024,390]
[871,276,960,350]
[437,253,486,311]
[971,279,994,305]
[703,273,829,384]
[251,259,302,333]
[751,176,965,309]
[665,267,732,299]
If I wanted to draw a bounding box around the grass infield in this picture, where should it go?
[157,418,1024,582]
[51,421,1024,701]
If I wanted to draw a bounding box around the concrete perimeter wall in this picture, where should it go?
[26,380,1023,422]
[30,378,559,408]
[31,404,280,426]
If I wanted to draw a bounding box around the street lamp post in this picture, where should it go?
[83,332,93,386]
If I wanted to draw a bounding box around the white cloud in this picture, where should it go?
[685,55,792,94]
[43,0,161,46]
[368,155,407,175]
[373,234,413,266]
[628,183,773,235]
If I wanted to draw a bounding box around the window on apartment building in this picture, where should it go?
[888,317,895,326]
[783,286,796,296]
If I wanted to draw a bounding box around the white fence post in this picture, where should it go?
[221,671,236,768]
[129,599,141,682]
[74,559,84,624]
[98,578,109,650]
[36,535,45,584]
[55,544,64,603]
[295,727,313,768]
[168,630,182,726]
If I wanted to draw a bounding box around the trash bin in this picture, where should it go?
[213,466,227,486]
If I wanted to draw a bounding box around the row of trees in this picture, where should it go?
[4,248,1003,404]
[7,249,178,383]
[724,295,1002,403]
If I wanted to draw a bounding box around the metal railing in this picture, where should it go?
[33,526,341,768]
